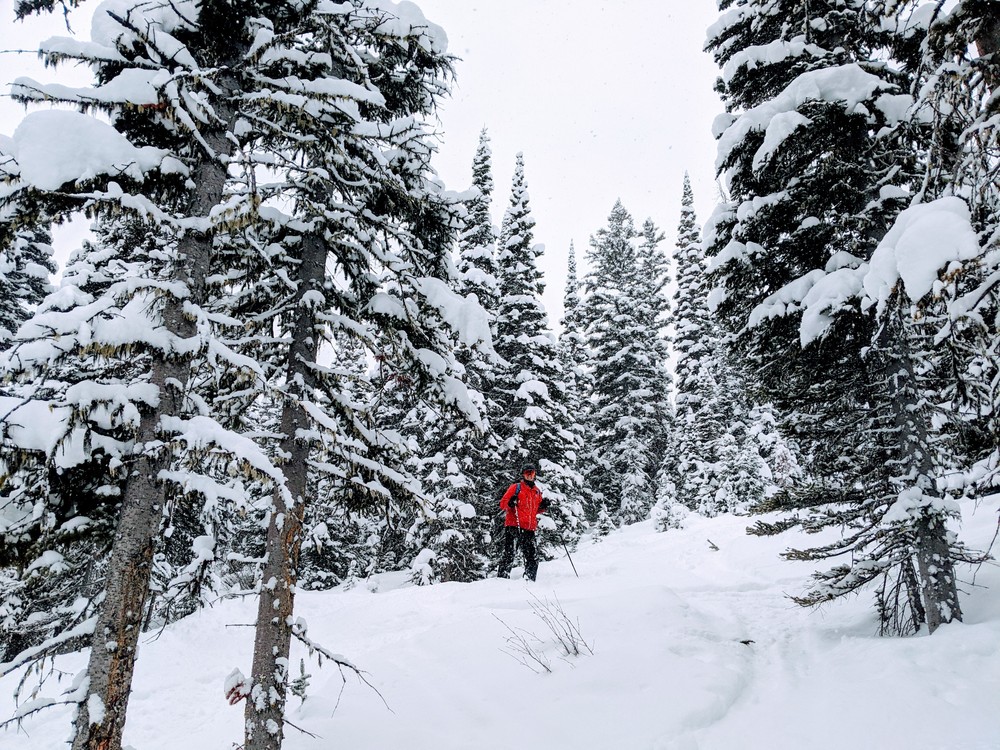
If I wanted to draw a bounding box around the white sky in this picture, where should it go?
[417,1,723,323]
[0,0,724,326]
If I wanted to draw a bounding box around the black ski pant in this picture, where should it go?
[497,527,538,581]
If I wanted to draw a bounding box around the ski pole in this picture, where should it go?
[557,529,579,578]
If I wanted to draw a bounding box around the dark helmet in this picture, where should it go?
[520,463,536,474]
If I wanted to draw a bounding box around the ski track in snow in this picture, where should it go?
[1,506,999,749]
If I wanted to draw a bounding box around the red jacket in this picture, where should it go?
[500,481,546,531]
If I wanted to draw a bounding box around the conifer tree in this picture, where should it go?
[0,5,275,744]
[0,5,480,750]
[656,175,782,521]
[458,128,501,316]
[559,242,588,417]
[0,203,55,348]
[216,7,482,744]
[706,0,968,633]
[557,242,590,515]
[494,153,583,533]
[636,217,675,491]
[909,1,1000,523]
[412,127,504,582]
[383,128,507,586]
[659,175,724,516]
[582,201,672,524]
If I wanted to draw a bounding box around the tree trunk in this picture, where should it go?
[912,509,962,633]
[244,233,326,750]
[879,308,963,636]
[973,1,1000,90]
[71,85,237,750]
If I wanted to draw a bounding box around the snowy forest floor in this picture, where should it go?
[3,502,1000,750]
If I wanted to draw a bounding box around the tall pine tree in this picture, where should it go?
[582,201,672,525]
[494,153,583,533]
[661,175,727,516]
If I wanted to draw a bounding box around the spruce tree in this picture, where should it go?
[660,175,725,516]
[559,241,588,417]
[912,2,1000,521]
[458,128,501,316]
[582,201,672,525]
[0,4,271,741]
[706,0,968,633]
[406,127,504,583]
[0,205,55,348]
[219,7,478,744]
[658,175,784,521]
[494,153,583,533]
[557,241,590,515]
[0,6,478,750]
[636,217,675,499]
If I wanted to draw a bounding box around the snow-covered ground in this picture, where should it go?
[3,502,999,749]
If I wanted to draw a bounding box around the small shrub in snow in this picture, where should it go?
[494,615,552,674]
[409,548,436,586]
[593,503,616,539]
[495,593,593,674]
[529,593,594,659]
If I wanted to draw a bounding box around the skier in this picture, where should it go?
[497,463,548,581]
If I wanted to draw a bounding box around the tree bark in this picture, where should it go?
[973,1,1000,89]
[244,233,326,750]
[71,84,237,750]
[879,308,963,636]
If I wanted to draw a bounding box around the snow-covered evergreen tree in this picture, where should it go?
[559,241,588,415]
[0,3,282,737]
[581,201,672,525]
[636,217,675,500]
[662,174,726,515]
[557,242,591,514]
[458,128,501,317]
[706,0,968,634]
[215,7,488,745]
[402,127,504,584]
[0,192,55,348]
[906,1,1000,532]
[657,177,787,523]
[494,153,583,535]
[0,4,484,749]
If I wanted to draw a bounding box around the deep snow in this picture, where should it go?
[2,502,999,750]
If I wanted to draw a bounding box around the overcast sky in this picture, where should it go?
[0,0,724,325]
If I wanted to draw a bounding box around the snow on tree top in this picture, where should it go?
[91,0,199,52]
[359,0,449,55]
[705,5,750,45]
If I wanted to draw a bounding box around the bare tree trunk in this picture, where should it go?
[72,86,237,750]
[879,308,963,636]
[902,558,926,633]
[912,509,963,633]
[244,233,326,750]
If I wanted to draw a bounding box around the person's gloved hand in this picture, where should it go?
[508,497,518,509]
